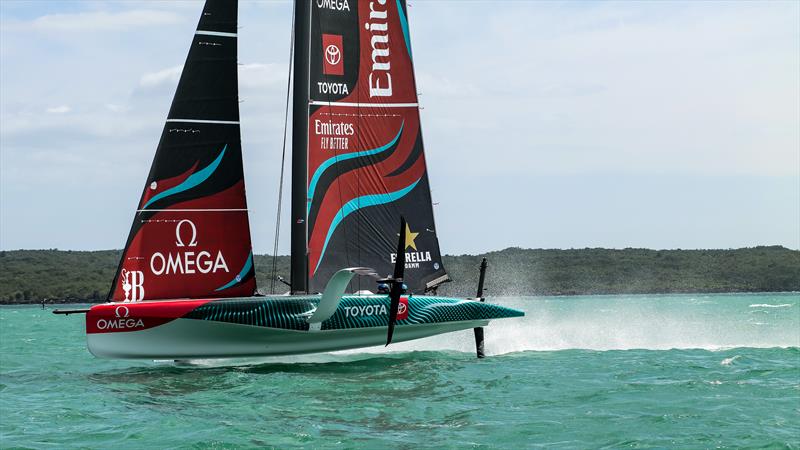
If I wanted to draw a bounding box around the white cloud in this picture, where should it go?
[45,105,70,114]
[28,10,184,32]
[135,62,287,94]
[105,104,129,113]
[411,1,800,178]
[139,65,183,88]
[239,63,286,89]
[416,73,479,98]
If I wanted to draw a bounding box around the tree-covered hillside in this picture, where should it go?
[437,246,800,297]
[0,246,797,304]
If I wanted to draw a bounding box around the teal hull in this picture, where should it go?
[86,295,524,359]
[185,295,524,331]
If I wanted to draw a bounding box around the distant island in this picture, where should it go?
[0,246,798,304]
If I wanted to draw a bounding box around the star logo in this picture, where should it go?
[404,223,419,251]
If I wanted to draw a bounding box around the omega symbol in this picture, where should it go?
[175,219,198,247]
[115,305,130,318]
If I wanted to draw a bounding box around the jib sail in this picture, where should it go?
[108,0,256,302]
[305,0,449,293]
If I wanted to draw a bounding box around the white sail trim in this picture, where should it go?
[136,209,248,212]
[195,30,237,37]
[309,101,418,108]
[166,119,240,125]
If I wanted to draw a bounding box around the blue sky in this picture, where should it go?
[1,0,798,254]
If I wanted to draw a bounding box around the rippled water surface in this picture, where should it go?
[1,293,799,448]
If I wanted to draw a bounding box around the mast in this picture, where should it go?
[290,0,311,294]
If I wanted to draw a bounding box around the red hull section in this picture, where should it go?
[86,300,212,334]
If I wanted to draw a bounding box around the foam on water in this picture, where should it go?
[315,293,799,356]
[720,355,741,366]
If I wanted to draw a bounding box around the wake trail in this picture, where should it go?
[363,294,799,355]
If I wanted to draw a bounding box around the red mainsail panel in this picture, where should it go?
[307,0,449,293]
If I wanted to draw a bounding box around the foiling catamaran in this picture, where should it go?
[55,0,523,359]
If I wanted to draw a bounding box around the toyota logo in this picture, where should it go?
[325,44,341,66]
[115,305,130,318]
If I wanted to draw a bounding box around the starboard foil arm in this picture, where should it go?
[53,308,90,315]
[307,267,378,323]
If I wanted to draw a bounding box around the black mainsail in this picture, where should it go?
[108,0,256,302]
[293,0,450,294]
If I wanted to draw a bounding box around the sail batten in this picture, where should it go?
[166,119,241,125]
[195,30,237,37]
[308,101,419,108]
[108,0,255,302]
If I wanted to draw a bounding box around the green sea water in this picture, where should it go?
[1,293,798,449]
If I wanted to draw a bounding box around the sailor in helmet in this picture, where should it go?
[377,283,408,295]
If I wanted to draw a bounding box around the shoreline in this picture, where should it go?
[3,290,798,306]
[3,246,798,304]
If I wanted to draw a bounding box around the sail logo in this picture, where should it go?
[121,269,145,302]
[390,223,431,269]
[175,219,198,247]
[116,306,129,318]
[322,34,344,76]
[366,0,392,97]
[397,297,409,320]
[315,119,353,150]
[316,0,350,11]
[150,220,230,277]
[95,305,144,331]
[325,43,342,67]
[344,304,387,318]
[343,298,408,319]
[390,251,432,269]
